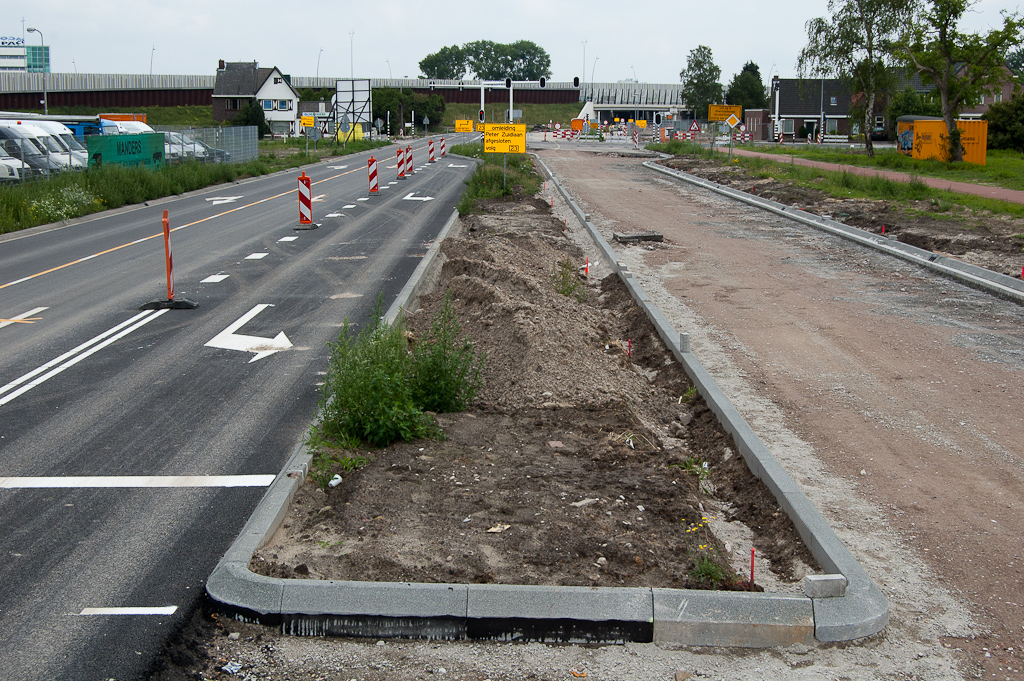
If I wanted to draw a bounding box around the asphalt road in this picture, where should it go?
[0,137,475,680]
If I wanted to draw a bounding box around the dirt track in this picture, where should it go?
[539,148,1024,680]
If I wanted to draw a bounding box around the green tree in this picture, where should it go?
[419,45,468,80]
[983,92,1024,151]
[885,86,942,127]
[232,100,269,139]
[798,0,915,157]
[463,40,552,80]
[680,45,723,120]
[897,0,1023,161]
[725,62,768,109]
[1006,46,1024,79]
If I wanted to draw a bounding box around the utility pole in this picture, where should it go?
[26,27,46,115]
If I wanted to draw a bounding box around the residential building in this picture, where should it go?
[212,60,300,136]
[769,77,854,141]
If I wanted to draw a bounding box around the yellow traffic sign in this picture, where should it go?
[725,113,741,128]
[455,119,473,132]
[300,115,315,128]
[708,105,742,122]
[484,123,526,153]
[635,119,647,128]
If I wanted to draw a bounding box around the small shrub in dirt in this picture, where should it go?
[409,292,485,413]
[313,302,438,449]
[308,449,370,491]
[551,258,587,302]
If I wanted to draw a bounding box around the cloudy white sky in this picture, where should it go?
[4,0,1018,84]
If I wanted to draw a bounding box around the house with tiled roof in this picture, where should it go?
[890,64,1019,119]
[212,60,300,136]
[760,77,855,141]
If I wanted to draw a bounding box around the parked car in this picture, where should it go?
[0,144,29,182]
[30,120,89,166]
[0,125,65,176]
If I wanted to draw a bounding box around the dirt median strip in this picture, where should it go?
[204,163,886,649]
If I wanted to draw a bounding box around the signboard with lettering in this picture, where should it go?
[570,119,584,131]
[635,119,647,128]
[484,123,526,154]
[86,133,165,169]
[301,115,315,128]
[0,37,25,47]
[455,119,474,132]
[708,105,743,122]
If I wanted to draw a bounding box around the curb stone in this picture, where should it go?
[206,158,887,647]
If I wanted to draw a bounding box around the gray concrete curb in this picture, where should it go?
[643,160,1024,305]
[206,161,886,647]
[532,154,888,643]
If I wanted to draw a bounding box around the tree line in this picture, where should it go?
[679,0,1022,160]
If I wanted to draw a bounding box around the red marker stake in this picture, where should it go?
[585,257,589,276]
[882,225,886,235]
[627,339,632,357]
[750,548,755,587]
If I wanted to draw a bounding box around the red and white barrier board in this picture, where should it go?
[368,156,379,195]
[298,171,312,225]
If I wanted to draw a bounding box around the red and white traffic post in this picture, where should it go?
[440,137,446,157]
[367,155,379,195]
[405,145,414,175]
[397,146,405,179]
[297,171,312,225]
[428,139,436,163]
[139,209,197,309]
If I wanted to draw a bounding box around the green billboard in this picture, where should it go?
[87,133,164,169]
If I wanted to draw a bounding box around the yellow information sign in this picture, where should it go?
[455,119,474,132]
[708,105,743,122]
[476,122,487,132]
[484,123,526,153]
[300,115,315,128]
[635,119,647,128]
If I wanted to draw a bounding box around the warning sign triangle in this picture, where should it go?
[688,120,701,133]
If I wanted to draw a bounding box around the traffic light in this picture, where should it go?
[654,112,663,126]
[539,77,546,88]
[478,109,485,122]
[573,76,580,88]
[505,77,512,89]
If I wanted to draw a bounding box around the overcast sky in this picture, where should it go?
[4,0,1018,85]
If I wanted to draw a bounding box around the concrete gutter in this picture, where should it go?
[206,163,887,646]
[644,160,1024,305]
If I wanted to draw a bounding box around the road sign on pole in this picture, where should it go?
[484,124,526,154]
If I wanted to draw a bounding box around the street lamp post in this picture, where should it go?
[316,47,323,80]
[581,39,587,99]
[26,27,46,115]
[150,45,155,76]
[592,56,599,83]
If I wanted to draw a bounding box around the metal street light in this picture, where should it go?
[349,30,354,80]
[386,59,392,79]
[150,45,155,76]
[316,47,323,80]
[592,56,599,83]
[26,27,46,115]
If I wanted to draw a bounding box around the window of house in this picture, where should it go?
[278,100,290,110]
[852,123,861,135]
[274,77,282,84]
[225,99,238,110]
[995,93,1003,103]
[826,118,838,134]
[261,100,272,111]
[830,96,837,106]
[783,119,794,134]
[875,116,885,127]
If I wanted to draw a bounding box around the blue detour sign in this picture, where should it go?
[87,133,165,169]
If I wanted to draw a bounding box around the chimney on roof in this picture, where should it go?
[218,59,225,70]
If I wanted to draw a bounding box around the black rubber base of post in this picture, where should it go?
[294,223,320,231]
[139,297,199,310]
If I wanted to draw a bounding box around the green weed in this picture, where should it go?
[409,292,486,414]
[552,258,587,302]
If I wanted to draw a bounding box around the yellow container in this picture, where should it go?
[896,117,987,165]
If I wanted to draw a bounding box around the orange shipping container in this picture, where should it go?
[895,116,987,165]
[99,113,148,123]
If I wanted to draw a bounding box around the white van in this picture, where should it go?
[113,120,155,134]
[0,121,84,171]
[30,120,89,166]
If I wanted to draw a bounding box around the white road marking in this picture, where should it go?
[0,307,48,329]
[327,165,348,170]
[379,185,389,190]
[388,181,397,185]
[0,310,168,406]
[278,236,299,242]
[205,196,243,206]
[343,204,356,209]
[205,304,292,362]
[448,164,468,168]
[201,274,230,283]
[245,253,269,260]
[356,198,369,202]
[324,213,342,218]
[2,475,276,489]
[312,194,326,202]
[80,606,178,616]
[403,192,435,202]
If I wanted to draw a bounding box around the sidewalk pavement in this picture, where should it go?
[727,147,1024,206]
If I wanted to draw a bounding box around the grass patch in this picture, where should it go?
[552,258,587,302]
[311,294,485,450]
[454,144,541,215]
[731,145,1024,193]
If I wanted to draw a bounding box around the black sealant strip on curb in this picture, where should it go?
[206,163,881,647]
[643,159,1024,305]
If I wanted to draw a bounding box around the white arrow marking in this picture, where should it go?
[312,194,326,202]
[205,304,292,362]
[403,192,435,202]
[448,164,468,168]
[327,165,349,169]
[205,196,243,206]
